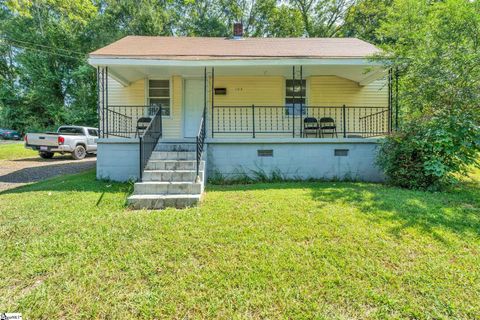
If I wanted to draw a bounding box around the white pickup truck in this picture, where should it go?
[25,126,98,160]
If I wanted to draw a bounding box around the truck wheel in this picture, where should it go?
[39,152,54,159]
[72,145,86,160]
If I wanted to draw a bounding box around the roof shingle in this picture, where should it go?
[89,36,380,60]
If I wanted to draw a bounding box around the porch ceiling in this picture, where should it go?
[102,63,386,87]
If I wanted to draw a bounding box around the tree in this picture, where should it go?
[0,0,98,131]
[376,0,480,189]
[289,0,355,37]
[342,0,392,43]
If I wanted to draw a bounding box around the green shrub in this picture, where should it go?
[377,111,480,190]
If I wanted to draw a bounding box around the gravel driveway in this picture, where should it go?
[0,154,96,192]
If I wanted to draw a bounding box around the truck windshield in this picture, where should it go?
[58,127,84,135]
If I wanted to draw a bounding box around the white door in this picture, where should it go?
[183,79,205,138]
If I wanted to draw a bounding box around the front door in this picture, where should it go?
[183,79,204,138]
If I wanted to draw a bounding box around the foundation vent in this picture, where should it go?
[334,149,349,157]
[257,149,273,157]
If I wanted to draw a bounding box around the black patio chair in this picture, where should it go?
[319,117,338,138]
[303,117,319,137]
[135,116,152,137]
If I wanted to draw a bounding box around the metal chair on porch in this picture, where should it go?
[135,117,152,138]
[303,117,319,137]
[319,117,338,138]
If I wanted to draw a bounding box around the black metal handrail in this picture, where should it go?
[139,106,163,180]
[195,108,207,181]
[211,105,390,138]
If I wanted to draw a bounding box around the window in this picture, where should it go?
[285,79,306,116]
[88,129,98,136]
[148,79,170,116]
[58,127,84,135]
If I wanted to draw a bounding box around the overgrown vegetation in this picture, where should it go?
[376,0,480,190]
[208,167,359,184]
[0,170,479,318]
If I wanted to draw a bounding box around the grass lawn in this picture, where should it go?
[0,170,479,319]
[0,142,36,160]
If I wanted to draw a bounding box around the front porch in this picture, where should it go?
[94,62,397,141]
[92,62,397,187]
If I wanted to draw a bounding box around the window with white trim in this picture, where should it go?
[285,79,306,116]
[148,79,170,116]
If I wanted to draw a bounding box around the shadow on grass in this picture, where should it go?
[209,180,480,241]
[3,168,479,240]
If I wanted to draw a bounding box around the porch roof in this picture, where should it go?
[89,36,381,60]
[89,37,387,87]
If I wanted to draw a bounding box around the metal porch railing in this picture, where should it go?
[139,107,163,180]
[102,105,161,138]
[211,105,391,138]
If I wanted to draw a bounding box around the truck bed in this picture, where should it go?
[26,133,59,147]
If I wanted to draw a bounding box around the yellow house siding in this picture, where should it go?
[308,76,388,107]
[107,77,145,105]
[209,76,286,138]
[103,74,387,139]
[308,76,389,135]
[105,77,145,136]
[104,76,183,139]
[212,76,284,106]
[162,75,183,139]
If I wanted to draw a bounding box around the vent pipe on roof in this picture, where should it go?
[233,22,243,39]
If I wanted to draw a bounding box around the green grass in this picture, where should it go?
[0,142,36,160]
[0,170,479,319]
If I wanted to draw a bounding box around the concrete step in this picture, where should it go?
[142,169,203,182]
[155,143,196,152]
[146,160,204,171]
[149,151,196,160]
[127,194,201,210]
[133,181,202,195]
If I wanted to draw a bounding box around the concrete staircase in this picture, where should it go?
[127,142,205,210]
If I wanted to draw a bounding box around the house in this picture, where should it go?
[88,25,396,209]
